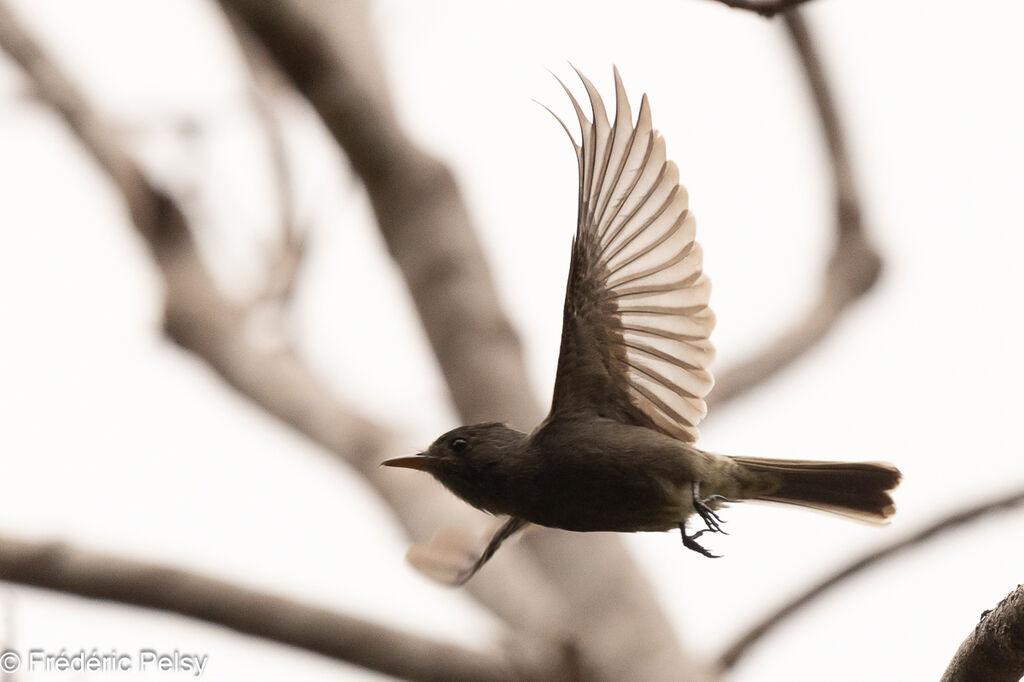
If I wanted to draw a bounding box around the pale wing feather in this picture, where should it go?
[548,67,715,443]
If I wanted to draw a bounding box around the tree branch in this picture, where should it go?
[718,487,1024,670]
[0,537,521,682]
[0,4,157,236]
[941,584,1024,682]
[704,0,818,18]
[708,9,881,408]
[225,11,307,308]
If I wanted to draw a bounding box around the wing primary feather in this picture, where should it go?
[616,340,703,371]
[621,358,701,400]
[603,278,701,301]
[598,129,655,244]
[638,402,698,441]
[589,67,634,231]
[552,71,595,213]
[618,303,709,317]
[551,72,591,143]
[534,99,582,166]
[600,93,657,243]
[611,66,632,125]
[547,69,715,445]
[573,66,611,133]
[603,185,682,266]
[573,66,615,230]
[592,117,638,238]
[599,154,669,255]
[603,212,689,282]
[635,93,654,140]
[628,379,702,427]
[621,323,709,342]
[590,68,639,234]
[598,93,656,243]
[606,249,699,289]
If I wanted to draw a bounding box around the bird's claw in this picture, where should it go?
[681,525,721,558]
[692,482,728,535]
[678,482,728,558]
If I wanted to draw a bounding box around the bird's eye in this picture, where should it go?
[450,438,468,453]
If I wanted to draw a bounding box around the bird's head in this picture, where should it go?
[381,422,527,514]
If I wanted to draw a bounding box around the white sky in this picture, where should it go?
[1,0,1023,680]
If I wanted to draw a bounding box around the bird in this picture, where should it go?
[382,67,901,586]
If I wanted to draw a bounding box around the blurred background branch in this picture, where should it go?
[708,9,881,408]
[218,0,542,429]
[2,0,1023,680]
[719,486,1024,670]
[0,537,527,682]
[707,0,814,18]
[225,11,308,309]
[0,1,574,677]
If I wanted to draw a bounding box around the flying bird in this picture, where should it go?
[383,68,901,585]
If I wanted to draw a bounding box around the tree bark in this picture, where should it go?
[941,585,1024,682]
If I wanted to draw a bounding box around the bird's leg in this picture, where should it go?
[678,481,728,558]
[692,481,728,535]
[679,524,720,559]
[451,516,528,586]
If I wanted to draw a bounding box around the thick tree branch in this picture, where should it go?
[218,1,713,680]
[708,9,881,408]
[0,537,521,682]
[718,487,1024,670]
[941,585,1024,682]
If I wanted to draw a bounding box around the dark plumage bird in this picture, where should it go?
[383,68,901,585]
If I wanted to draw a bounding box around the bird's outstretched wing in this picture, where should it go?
[547,68,715,443]
[406,517,528,586]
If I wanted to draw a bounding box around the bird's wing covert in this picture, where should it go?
[547,67,715,443]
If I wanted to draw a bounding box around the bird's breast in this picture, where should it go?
[508,421,699,532]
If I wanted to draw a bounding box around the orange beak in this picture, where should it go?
[380,454,432,471]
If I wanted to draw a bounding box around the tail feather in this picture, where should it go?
[732,457,902,524]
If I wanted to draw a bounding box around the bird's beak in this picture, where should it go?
[380,454,432,471]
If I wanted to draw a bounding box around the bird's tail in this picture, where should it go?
[731,457,902,523]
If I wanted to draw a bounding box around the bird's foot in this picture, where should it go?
[679,525,721,559]
[692,482,728,535]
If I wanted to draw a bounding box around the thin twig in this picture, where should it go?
[248,88,307,306]
[0,537,520,682]
[705,0,817,18]
[227,10,307,306]
[0,4,156,232]
[708,9,881,408]
[941,584,1024,682]
[718,487,1024,670]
